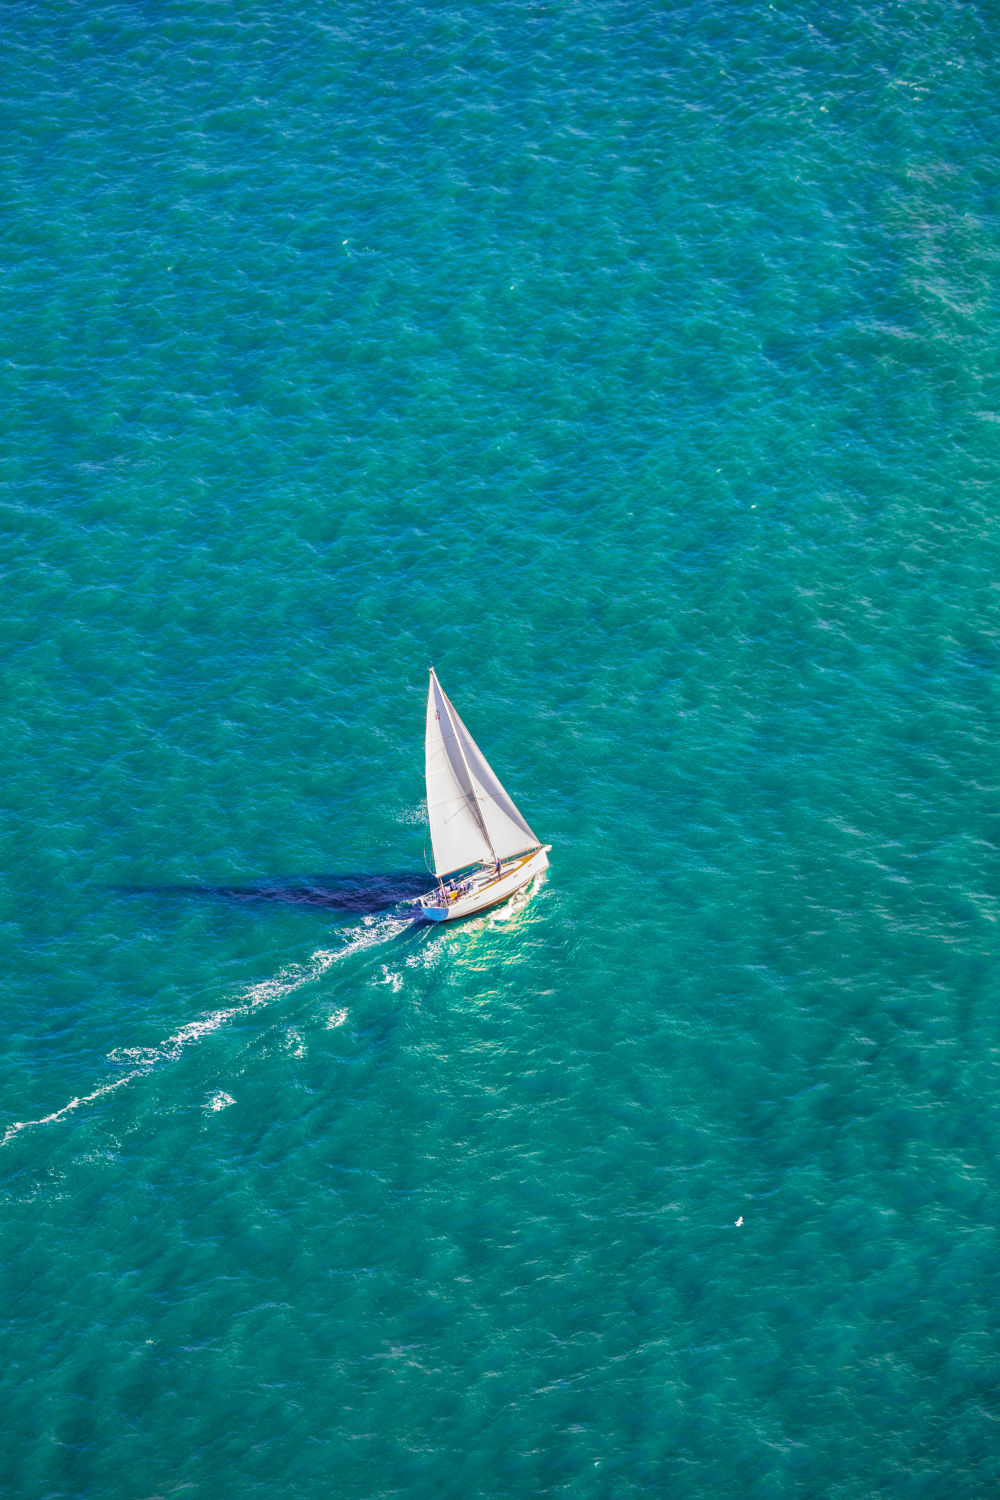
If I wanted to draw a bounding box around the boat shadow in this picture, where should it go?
[114,872,430,917]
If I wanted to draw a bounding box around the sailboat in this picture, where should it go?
[417,668,550,922]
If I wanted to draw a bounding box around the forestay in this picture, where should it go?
[425,669,540,877]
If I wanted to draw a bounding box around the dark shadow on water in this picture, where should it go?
[115,872,430,916]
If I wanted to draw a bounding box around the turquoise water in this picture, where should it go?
[4,1,1000,1494]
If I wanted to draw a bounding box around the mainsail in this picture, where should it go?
[425,669,540,877]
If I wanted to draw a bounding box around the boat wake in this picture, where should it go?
[1,909,416,1149]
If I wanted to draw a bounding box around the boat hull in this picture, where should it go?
[418,847,549,922]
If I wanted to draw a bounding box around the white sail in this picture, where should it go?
[425,670,540,877]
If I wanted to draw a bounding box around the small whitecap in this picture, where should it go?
[326,1008,349,1029]
[394,802,429,826]
[406,942,441,968]
[208,1091,235,1112]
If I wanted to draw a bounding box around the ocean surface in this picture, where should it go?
[4,2,1000,1495]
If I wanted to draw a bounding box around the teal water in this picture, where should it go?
[4,2,1000,1494]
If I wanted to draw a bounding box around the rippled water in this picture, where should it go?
[4,2,1000,1495]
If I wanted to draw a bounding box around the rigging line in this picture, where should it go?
[423,841,444,895]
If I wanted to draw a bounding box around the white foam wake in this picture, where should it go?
[2,909,414,1148]
[0,1068,148,1147]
